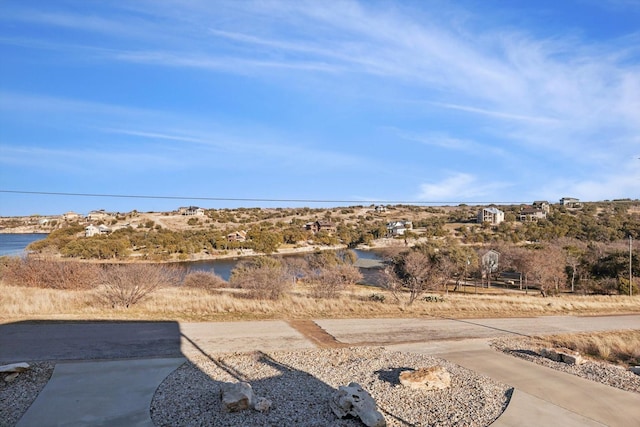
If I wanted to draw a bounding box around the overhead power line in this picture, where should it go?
[0,189,529,205]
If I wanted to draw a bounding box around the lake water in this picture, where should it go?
[0,233,48,257]
[0,233,386,283]
[183,249,385,282]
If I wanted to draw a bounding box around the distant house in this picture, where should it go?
[85,225,99,237]
[179,206,205,216]
[532,201,550,214]
[306,221,336,234]
[387,220,413,236]
[477,207,504,225]
[63,211,80,221]
[560,197,582,208]
[87,209,113,221]
[227,230,247,242]
[519,205,547,222]
[85,224,111,237]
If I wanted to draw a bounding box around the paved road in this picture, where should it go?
[316,314,640,345]
[2,315,639,363]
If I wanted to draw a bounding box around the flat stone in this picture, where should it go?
[560,352,584,365]
[4,372,19,382]
[399,366,451,390]
[0,362,30,373]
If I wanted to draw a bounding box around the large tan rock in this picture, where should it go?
[399,366,451,391]
[219,381,272,413]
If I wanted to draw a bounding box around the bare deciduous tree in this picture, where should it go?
[384,249,449,305]
[308,263,362,299]
[97,263,182,308]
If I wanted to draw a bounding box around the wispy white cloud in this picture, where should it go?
[2,1,639,205]
[417,173,512,201]
[0,144,181,173]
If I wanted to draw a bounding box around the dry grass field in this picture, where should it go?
[2,282,640,323]
[534,330,640,366]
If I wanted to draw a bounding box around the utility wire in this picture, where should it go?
[0,189,529,205]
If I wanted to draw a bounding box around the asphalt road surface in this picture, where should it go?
[2,314,639,363]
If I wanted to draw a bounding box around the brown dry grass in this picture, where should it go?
[536,330,640,366]
[2,282,640,323]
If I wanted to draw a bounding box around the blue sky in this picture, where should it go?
[1,0,639,216]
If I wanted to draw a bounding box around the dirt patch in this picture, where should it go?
[287,319,349,348]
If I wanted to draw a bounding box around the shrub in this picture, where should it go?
[0,257,99,290]
[183,271,227,290]
[308,264,362,299]
[229,256,291,300]
[96,263,182,308]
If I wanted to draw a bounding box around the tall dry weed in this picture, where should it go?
[547,330,640,365]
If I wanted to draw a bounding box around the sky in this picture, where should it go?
[1,0,639,217]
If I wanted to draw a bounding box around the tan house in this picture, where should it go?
[560,197,582,208]
[227,230,247,242]
[532,201,550,214]
[63,211,80,221]
[306,221,336,234]
[519,204,548,222]
[87,209,113,221]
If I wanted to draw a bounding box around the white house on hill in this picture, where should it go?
[478,207,504,225]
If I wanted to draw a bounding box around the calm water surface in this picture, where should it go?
[0,233,48,257]
[0,234,385,283]
[184,249,384,281]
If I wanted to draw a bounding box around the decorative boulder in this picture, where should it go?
[253,396,272,413]
[560,352,584,365]
[539,348,562,362]
[0,363,30,373]
[630,366,640,376]
[4,372,20,383]
[399,366,451,391]
[220,382,254,412]
[540,348,584,365]
[330,382,386,427]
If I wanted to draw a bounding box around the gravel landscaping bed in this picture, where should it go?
[151,347,512,427]
[491,337,640,394]
[0,362,54,427]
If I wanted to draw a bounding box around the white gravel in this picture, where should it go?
[0,362,54,427]
[151,347,512,427]
[491,337,640,394]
